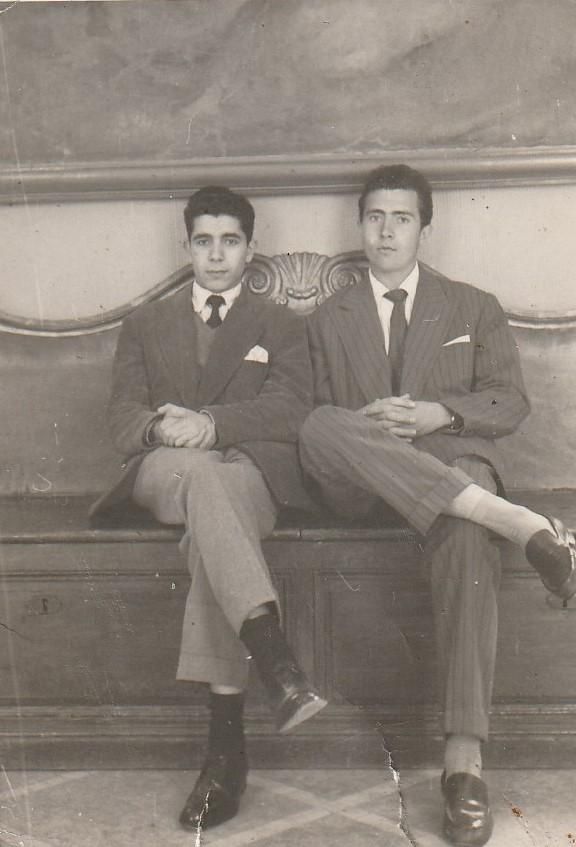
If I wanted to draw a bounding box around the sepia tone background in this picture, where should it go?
[2,0,576,163]
[1,0,576,496]
[1,5,576,845]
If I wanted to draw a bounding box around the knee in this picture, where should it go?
[173,454,228,516]
[168,449,223,490]
[300,405,350,447]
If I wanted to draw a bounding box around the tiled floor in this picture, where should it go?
[1,767,575,847]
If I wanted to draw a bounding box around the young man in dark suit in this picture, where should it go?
[94,186,326,831]
[299,164,575,846]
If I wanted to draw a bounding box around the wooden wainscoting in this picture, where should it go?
[1,495,576,770]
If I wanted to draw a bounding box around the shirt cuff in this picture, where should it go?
[199,409,218,445]
[143,414,162,447]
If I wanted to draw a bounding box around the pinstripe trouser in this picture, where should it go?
[300,405,502,741]
[132,446,279,690]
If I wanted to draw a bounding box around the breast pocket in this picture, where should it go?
[227,360,269,401]
[432,343,475,389]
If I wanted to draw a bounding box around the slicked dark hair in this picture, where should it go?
[358,164,433,228]
[184,186,255,242]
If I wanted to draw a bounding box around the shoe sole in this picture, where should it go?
[179,784,246,832]
[443,817,494,847]
[278,696,328,734]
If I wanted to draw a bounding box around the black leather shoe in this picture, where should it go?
[179,753,247,832]
[525,516,576,602]
[441,771,494,846]
[266,662,327,734]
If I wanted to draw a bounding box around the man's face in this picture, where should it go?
[360,188,429,287]
[188,214,254,293]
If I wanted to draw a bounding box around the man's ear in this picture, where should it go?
[246,239,256,263]
[420,224,432,244]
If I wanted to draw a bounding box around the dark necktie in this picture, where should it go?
[384,288,408,395]
[206,294,225,328]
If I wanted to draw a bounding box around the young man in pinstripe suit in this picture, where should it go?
[299,164,575,846]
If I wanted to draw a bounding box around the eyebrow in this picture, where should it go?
[366,207,415,217]
[191,231,243,240]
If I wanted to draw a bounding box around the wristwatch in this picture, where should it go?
[446,410,464,434]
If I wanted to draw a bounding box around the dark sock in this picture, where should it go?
[207,692,246,761]
[239,613,296,679]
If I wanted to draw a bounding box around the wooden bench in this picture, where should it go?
[1,252,576,770]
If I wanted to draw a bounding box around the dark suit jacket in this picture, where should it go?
[91,284,314,517]
[306,263,530,479]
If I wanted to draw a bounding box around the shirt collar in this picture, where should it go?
[368,262,420,302]
[191,280,243,313]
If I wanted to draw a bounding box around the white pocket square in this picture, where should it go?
[244,344,269,363]
[442,334,471,347]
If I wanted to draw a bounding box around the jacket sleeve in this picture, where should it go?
[203,309,313,447]
[441,292,530,438]
[107,313,159,457]
[306,310,335,407]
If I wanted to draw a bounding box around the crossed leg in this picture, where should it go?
[300,407,500,752]
[133,446,279,690]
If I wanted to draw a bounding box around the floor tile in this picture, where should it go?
[1,768,575,847]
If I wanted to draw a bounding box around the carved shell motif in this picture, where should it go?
[273,252,330,316]
[246,252,362,316]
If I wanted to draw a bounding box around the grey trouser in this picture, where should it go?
[300,406,501,741]
[133,446,278,690]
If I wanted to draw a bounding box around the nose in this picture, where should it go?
[380,215,393,238]
[209,240,224,261]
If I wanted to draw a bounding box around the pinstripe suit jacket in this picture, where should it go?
[307,264,530,478]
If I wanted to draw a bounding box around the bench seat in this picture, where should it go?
[2,490,576,770]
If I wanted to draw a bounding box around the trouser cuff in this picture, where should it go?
[411,465,472,535]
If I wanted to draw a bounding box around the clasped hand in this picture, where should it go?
[154,403,216,449]
[359,394,451,440]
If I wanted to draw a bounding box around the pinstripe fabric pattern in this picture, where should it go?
[300,406,471,535]
[300,410,501,739]
[425,458,501,741]
[306,265,530,478]
[302,262,531,741]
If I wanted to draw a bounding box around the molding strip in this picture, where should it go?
[3,146,576,204]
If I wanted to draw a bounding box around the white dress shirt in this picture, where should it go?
[369,263,419,354]
[192,281,242,323]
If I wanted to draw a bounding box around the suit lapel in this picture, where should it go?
[197,288,266,407]
[401,264,457,397]
[329,274,391,402]
[155,287,201,408]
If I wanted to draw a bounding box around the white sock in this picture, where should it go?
[446,485,551,547]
